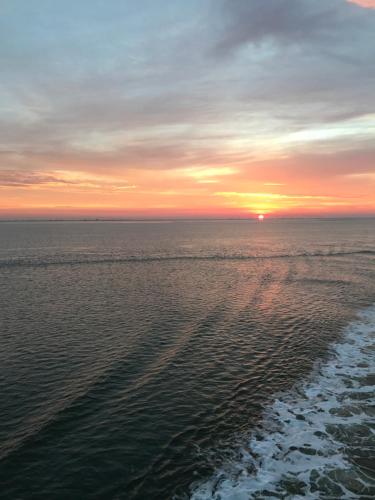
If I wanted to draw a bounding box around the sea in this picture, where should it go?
[0,218,374,499]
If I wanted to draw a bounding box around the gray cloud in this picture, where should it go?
[213,0,340,56]
[0,170,77,187]
[213,0,374,55]
[0,0,374,174]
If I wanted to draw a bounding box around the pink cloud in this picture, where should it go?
[347,0,375,8]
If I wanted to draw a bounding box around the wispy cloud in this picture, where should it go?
[347,0,375,8]
[0,170,136,191]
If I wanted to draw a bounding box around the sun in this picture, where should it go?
[258,214,264,221]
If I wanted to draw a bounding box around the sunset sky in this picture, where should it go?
[1,0,375,218]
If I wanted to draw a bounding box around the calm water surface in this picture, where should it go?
[0,219,374,499]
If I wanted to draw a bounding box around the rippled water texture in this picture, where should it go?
[0,219,374,499]
[191,307,375,499]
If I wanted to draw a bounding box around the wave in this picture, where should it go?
[190,306,375,499]
[0,249,374,269]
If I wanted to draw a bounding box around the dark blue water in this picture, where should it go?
[0,219,374,499]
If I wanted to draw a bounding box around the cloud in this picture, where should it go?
[0,0,374,216]
[0,170,75,187]
[0,169,136,190]
[214,0,341,55]
[178,166,238,183]
[1,0,373,170]
[216,192,333,200]
[347,0,375,8]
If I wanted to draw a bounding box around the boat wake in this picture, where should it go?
[191,306,375,499]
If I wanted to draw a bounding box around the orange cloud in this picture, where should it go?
[1,150,374,218]
[347,0,375,8]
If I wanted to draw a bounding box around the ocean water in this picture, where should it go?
[0,219,374,499]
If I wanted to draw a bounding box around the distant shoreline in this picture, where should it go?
[0,216,374,223]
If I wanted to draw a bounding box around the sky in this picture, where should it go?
[1,0,375,219]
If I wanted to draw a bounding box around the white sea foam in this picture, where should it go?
[191,306,375,499]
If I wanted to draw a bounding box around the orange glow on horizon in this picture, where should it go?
[1,151,375,219]
[1,163,374,219]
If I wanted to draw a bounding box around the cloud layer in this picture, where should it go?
[1,0,374,217]
[348,0,375,8]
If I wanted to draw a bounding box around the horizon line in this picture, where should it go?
[1,215,375,223]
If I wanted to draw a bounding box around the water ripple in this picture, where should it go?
[191,306,375,499]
